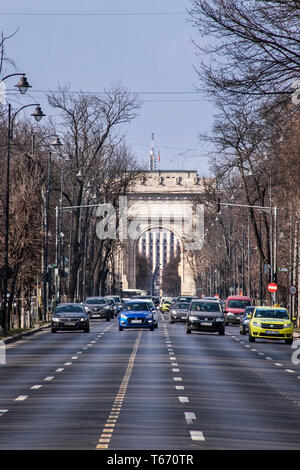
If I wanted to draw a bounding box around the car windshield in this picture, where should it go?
[191,302,221,312]
[175,303,190,309]
[123,303,150,312]
[178,297,193,302]
[85,298,106,305]
[55,305,85,313]
[228,300,251,309]
[254,309,289,319]
[105,299,114,304]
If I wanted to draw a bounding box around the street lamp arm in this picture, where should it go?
[10,103,43,139]
[1,72,25,82]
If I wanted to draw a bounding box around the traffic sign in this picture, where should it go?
[268,283,278,293]
[290,285,297,295]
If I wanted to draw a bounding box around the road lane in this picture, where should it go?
[1,314,300,449]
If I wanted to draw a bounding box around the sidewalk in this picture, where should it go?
[0,324,50,344]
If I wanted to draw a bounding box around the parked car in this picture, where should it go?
[51,303,89,333]
[248,306,295,344]
[224,295,252,325]
[118,300,155,331]
[169,302,190,323]
[240,306,256,335]
[186,299,225,335]
[83,297,111,321]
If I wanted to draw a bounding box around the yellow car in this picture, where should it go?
[248,306,294,344]
[161,299,172,312]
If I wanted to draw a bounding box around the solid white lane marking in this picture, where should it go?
[31,385,42,389]
[15,395,28,401]
[190,431,205,441]
[44,376,54,381]
[185,412,196,424]
[179,396,189,403]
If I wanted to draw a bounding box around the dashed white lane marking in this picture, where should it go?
[44,376,54,381]
[31,385,42,390]
[190,431,205,441]
[64,362,72,366]
[275,363,283,367]
[185,412,196,424]
[71,356,78,360]
[56,368,64,372]
[172,368,180,372]
[179,396,189,403]
[0,410,8,417]
[173,377,182,381]
[259,352,264,356]
[285,369,295,373]
[172,363,178,366]
[15,395,28,401]
[176,386,184,390]
[266,357,273,361]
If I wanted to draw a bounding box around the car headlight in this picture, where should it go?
[172,310,177,315]
[189,316,199,321]
[283,323,292,328]
[80,317,87,321]
[120,313,128,319]
[104,305,110,310]
[52,317,60,322]
[252,321,262,327]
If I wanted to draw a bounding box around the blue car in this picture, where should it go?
[119,300,155,331]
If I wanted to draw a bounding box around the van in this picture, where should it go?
[224,295,252,325]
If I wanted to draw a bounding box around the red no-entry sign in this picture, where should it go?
[268,283,278,293]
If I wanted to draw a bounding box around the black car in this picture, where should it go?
[51,303,89,333]
[240,306,256,335]
[83,297,111,321]
[186,299,225,335]
[104,297,118,318]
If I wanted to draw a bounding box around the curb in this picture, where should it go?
[1,324,50,344]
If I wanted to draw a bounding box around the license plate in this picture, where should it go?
[265,330,279,334]
[65,322,76,326]
[181,316,187,320]
[201,322,212,326]
[131,320,142,324]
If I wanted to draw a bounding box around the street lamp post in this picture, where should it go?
[0,72,45,332]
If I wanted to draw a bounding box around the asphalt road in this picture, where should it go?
[0,312,300,450]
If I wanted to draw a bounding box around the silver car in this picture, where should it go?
[169,302,190,323]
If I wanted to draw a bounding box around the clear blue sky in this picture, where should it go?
[1,0,214,175]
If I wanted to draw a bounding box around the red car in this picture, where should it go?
[223,295,252,325]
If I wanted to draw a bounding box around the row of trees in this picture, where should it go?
[188,1,300,315]
[0,35,141,332]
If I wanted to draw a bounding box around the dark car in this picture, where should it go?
[106,295,123,313]
[186,299,225,335]
[51,303,89,333]
[83,297,111,321]
[240,306,256,335]
[104,297,118,318]
[169,302,190,323]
